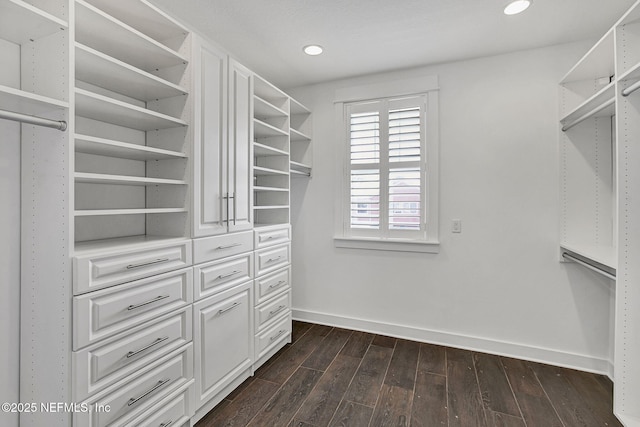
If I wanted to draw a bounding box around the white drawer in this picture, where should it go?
[76,344,193,427]
[73,307,192,401]
[193,230,253,264]
[255,313,291,362]
[126,380,194,427]
[254,224,290,249]
[194,252,253,300]
[255,243,290,277]
[73,268,193,350]
[255,290,290,332]
[74,240,192,295]
[255,266,290,305]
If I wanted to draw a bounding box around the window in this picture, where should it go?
[334,77,439,252]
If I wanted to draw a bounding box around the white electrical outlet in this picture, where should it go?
[452,219,462,233]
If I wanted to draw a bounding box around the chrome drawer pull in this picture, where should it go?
[266,256,283,263]
[268,280,286,289]
[268,305,286,317]
[127,295,170,311]
[126,258,170,270]
[127,378,171,406]
[159,421,173,427]
[217,270,241,280]
[126,336,169,359]
[218,302,241,315]
[270,329,287,341]
[216,243,241,250]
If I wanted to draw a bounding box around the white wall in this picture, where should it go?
[289,41,616,374]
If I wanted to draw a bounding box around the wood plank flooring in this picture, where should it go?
[195,321,621,427]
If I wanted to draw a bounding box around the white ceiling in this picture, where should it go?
[150,0,636,89]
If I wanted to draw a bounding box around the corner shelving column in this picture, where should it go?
[558,28,616,277]
[8,1,71,425]
[614,4,640,425]
[289,98,312,177]
[73,0,191,252]
[252,75,290,227]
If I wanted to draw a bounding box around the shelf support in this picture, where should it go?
[622,80,640,97]
[561,98,614,132]
[0,108,67,131]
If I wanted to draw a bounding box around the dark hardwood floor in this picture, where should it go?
[195,321,621,427]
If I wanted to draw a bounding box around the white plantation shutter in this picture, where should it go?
[346,96,427,238]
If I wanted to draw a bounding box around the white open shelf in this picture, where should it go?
[561,29,615,83]
[75,134,186,161]
[254,205,289,210]
[254,142,288,156]
[75,172,186,186]
[0,84,68,116]
[254,186,289,192]
[254,95,288,119]
[254,118,289,138]
[290,161,311,177]
[75,43,187,101]
[290,128,311,143]
[75,0,188,73]
[75,88,187,131]
[75,208,187,216]
[560,82,615,130]
[83,0,187,44]
[0,0,68,44]
[253,166,289,176]
[560,242,617,271]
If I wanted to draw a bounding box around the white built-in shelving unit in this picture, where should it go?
[8,1,307,425]
[253,75,291,227]
[289,98,312,176]
[74,0,191,253]
[560,1,640,424]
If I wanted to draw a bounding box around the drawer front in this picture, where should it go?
[74,268,193,350]
[255,266,290,305]
[77,344,193,427]
[255,243,290,277]
[73,307,192,401]
[126,380,194,427]
[254,225,290,249]
[194,252,253,300]
[193,230,253,264]
[255,290,290,332]
[255,313,291,361]
[74,240,192,295]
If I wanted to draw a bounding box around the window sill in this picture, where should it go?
[333,237,440,253]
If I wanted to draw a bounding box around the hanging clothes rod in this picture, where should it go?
[0,109,67,131]
[622,80,640,97]
[561,98,615,132]
[562,252,616,280]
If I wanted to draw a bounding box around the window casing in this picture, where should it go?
[334,78,439,252]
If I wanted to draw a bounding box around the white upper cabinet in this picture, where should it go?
[192,36,253,237]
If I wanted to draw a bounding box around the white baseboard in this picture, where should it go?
[292,308,613,378]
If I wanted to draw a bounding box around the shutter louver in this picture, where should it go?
[389,107,421,163]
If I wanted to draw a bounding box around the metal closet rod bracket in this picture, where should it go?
[0,109,67,131]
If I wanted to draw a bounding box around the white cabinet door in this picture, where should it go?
[193,39,253,237]
[228,58,253,232]
[193,281,253,409]
[192,37,228,237]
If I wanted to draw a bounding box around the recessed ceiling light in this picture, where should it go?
[303,45,323,56]
[504,0,532,15]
